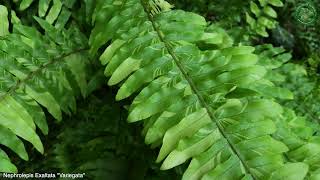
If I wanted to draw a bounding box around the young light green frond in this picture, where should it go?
[0,7,90,172]
[0,149,18,172]
[0,5,9,36]
[90,0,305,179]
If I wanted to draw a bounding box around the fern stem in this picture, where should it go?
[140,1,255,178]
[0,47,89,102]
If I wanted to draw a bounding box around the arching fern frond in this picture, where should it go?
[0,6,89,172]
[89,0,308,179]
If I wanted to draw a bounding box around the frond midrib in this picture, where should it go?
[0,46,88,103]
[140,0,255,178]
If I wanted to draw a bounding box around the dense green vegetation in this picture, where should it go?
[0,0,319,179]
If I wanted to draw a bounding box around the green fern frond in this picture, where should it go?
[275,59,320,124]
[0,6,90,172]
[89,0,308,179]
[167,0,283,38]
[246,0,283,37]
[15,92,181,179]
[0,5,9,36]
[250,44,320,177]
[15,0,75,29]
[248,44,294,100]
[274,108,320,178]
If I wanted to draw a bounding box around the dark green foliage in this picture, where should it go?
[276,61,320,125]
[292,0,320,55]
[16,89,181,180]
[168,0,284,38]
[274,0,320,56]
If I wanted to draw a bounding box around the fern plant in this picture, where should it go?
[0,0,319,179]
[0,5,90,172]
[54,94,182,180]
[16,90,181,180]
[275,59,320,125]
[252,44,320,178]
[89,0,312,179]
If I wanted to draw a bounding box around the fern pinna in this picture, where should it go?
[89,0,310,179]
[0,5,90,172]
[15,0,76,29]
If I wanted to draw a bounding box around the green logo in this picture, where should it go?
[294,1,317,25]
